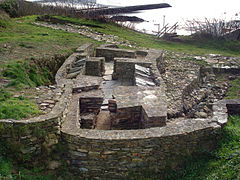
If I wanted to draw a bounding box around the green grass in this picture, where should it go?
[168,115,240,180]
[0,9,10,28]
[0,88,40,120]
[0,140,56,179]
[1,15,240,64]
[0,15,101,64]
[2,59,51,88]
[226,78,240,99]
[53,16,240,56]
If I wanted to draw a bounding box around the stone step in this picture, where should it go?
[103,75,112,81]
[75,58,86,64]
[102,99,109,106]
[68,66,83,74]
[135,71,151,79]
[72,63,84,68]
[135,64,150,75]
[135,77,155,87]
[67,70,82,79]
[74,60,86,67]
[135,68,151,76]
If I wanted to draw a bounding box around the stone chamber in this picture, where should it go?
[0,43,240,178]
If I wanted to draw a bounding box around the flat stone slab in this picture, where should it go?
[73,75,102,92]
[79,90,104,99]
[114,58,152,67]
[113,86,167,119]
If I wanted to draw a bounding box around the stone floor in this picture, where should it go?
[113,86,167,120]
[101,62,132,108]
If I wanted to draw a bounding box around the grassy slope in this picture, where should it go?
[0,15,101,120]
[168,115,240,180]
[56,16,240,56]
[0,16,101,64]
[1,15,240,63]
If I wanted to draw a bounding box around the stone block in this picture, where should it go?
[85,57,105,77]
[96,45,136,62]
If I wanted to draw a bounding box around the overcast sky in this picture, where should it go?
[97,0,240,21]
[97,0,240,34]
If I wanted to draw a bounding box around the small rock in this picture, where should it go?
[209,54,221,58]
[48,161,61,170]
[49,85,56,89]
[13,95,20,98]
[194,56,203,61]
[228,76,236,80]
[40,106,47,110]
[195,112,208,118]
[40,103,49,107]
[43,100,55,104]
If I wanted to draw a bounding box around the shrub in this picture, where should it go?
[0,9,10,28]
[0,0,18,17]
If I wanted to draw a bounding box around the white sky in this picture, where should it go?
[97,0,240,20]
[97,0,240,34]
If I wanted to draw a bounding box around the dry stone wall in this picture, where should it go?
[0,82,73,162]
[61,113,224,178]
[96,44,136,61]
[113,57,152,82]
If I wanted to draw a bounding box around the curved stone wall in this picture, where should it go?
[60,97,240,178]
[0,82,72,161]
[61,118,221,178]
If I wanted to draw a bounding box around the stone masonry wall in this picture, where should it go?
[96,44,136,61]
[80,97,103,114]
[76,42,94,56]
[85,57,105,76]
[55,43,94,85]
[0,82,72,162]
[61,116,223,178]
[111,106,142,130]
[113,58,152,82]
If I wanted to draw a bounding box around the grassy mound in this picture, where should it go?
[0,10,10,28]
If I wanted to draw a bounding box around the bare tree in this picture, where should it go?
[184,17,240,38]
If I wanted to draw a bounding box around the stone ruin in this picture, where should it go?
[0,43,240,178]
[57,44,169,130]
